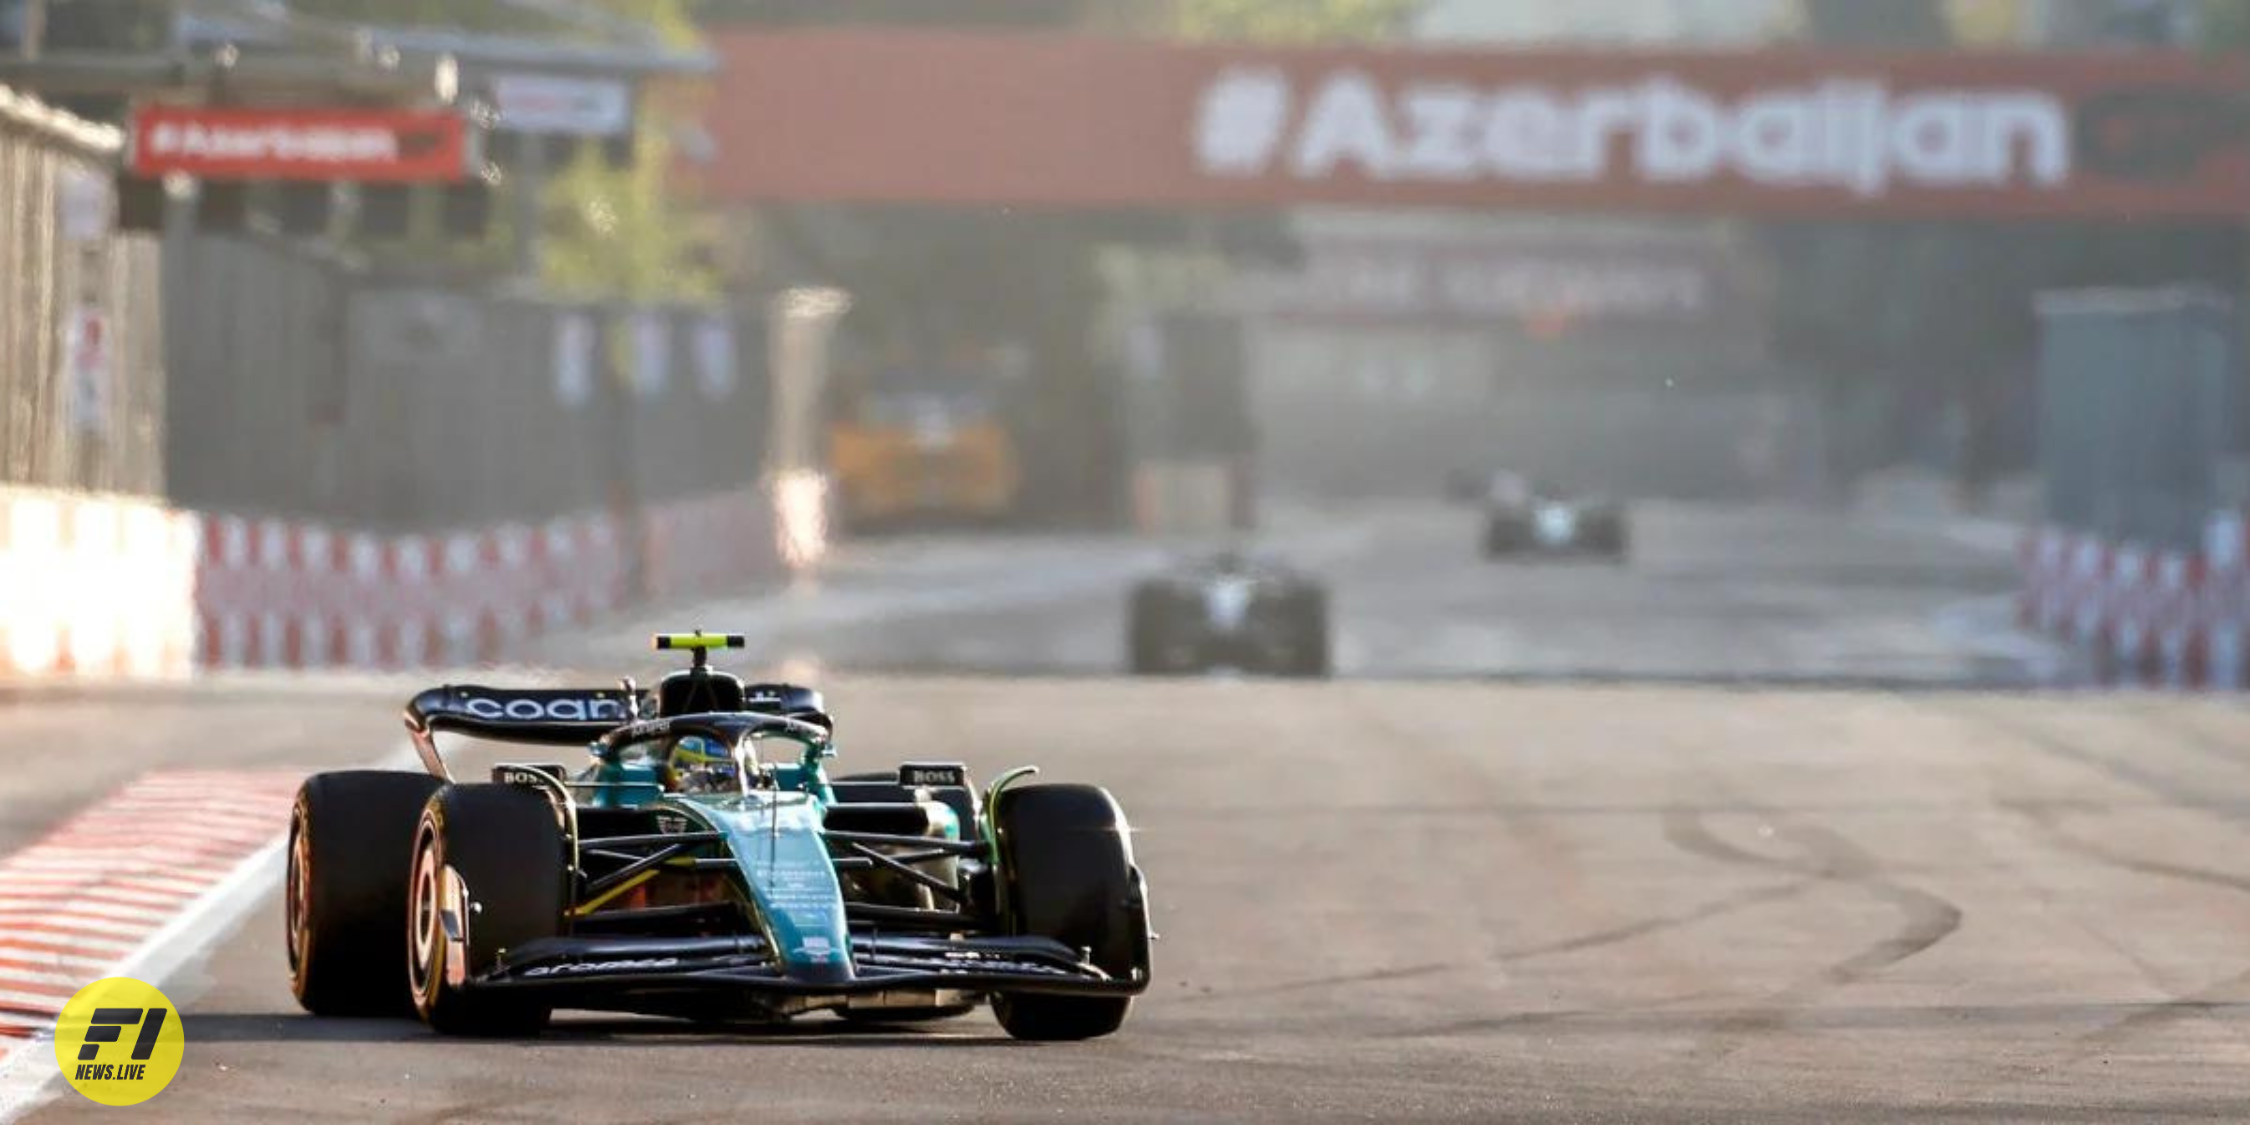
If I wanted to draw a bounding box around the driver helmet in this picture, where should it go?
[663,735,739,793]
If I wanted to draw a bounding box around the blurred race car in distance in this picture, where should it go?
[1476,473,1630,560]
[1128,551,1330,677]
[285,633,1151,1041]
[828,364,1022,529]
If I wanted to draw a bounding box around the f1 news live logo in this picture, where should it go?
[51,978,184,1107]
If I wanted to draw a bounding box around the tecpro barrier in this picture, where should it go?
[1,484,786,679]
[2020,514,2250,689]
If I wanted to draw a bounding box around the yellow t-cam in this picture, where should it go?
[653,633,746,652]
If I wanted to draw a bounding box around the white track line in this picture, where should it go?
[0,838,284,1120]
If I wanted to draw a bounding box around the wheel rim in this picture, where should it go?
[284,811,310,976]
[407,827,441,1001]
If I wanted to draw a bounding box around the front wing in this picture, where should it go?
[473,932,1144,1006]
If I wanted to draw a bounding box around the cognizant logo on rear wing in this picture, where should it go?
[458,693,635,723]
[405,686,650,777]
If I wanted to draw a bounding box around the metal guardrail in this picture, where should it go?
[0,83,166,496]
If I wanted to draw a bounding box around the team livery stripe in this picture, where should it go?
[0,769,303,1069]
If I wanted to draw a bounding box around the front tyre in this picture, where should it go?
[408,784,565,1037]
[1600,517,1632,563]
[287,771,444,1016]
[991,784,1149,1041]
[1483,514,1525,559]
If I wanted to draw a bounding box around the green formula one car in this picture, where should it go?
[285,633,1151,1040]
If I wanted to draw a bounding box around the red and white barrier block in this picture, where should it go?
[0,488,198,680]
[194,511,627,671]
[6,486,782,678]
[194,487,779,671]
[2019,513,2250,688]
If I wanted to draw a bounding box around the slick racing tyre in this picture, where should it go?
[991,784,1149,1041]
[1483,515,1526,559]
[1593,517,1631,562]
[408,784,566,1037]
[1281,588,1332,679]
[288,770,445,1016]
[1126,586,1176,676]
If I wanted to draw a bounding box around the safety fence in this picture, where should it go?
[0,483,782,679]
[163,236,772,533]
[0,85,167,497]
[2018,288,2250,686]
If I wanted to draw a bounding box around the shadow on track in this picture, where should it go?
[182,1012,1016,1049]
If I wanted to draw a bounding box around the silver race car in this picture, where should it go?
[1126,552,1331,678]
[1477,473,1630,561]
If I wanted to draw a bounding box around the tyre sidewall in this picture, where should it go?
[990,784,1148,1039]
[408,784,566,1035]
[288,771,444,1016]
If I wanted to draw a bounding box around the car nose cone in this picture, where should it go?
[1534,504,1579,546]
[1204,577,1256,632]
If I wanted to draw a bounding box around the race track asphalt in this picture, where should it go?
[17,501,2236,1123]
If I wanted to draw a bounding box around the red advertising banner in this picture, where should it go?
[706,30,2250,219]
[130,105,472,183]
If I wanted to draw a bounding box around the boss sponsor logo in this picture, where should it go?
[493,764,563,788]
[521,957,680,978]
[1194,67,2071,198]
[459,695,630,723]
[898,764,967,788]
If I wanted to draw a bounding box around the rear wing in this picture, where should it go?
[404,685,647,780]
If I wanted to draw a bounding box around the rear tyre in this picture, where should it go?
[408,784,565,1037]
[991,784,1148,1041]
[1126,587,1175,676]
[287,771,445,1017]
[1604,518,1632,563]
[1282,589,1332,679]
